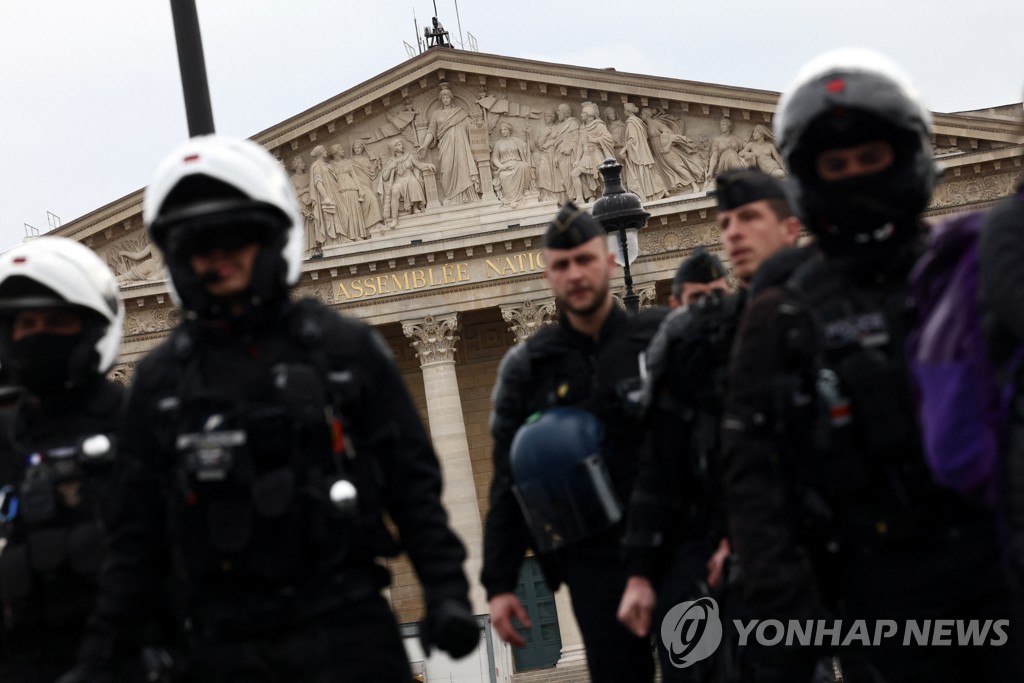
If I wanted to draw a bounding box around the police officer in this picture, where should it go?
[668,247,731,309]
[66,135,477,682]
[0,237,125,682]
[722,50,1022,680]
[617,171,800,681]
[483,203,664,682]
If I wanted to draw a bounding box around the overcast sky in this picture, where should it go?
[1,0,1021,250]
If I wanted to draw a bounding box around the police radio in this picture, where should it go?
[272,363,358,517]
[9,434,116,526]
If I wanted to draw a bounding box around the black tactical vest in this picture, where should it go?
[782,257,952,544]
[0,386,119,636]
[158,304,392,590]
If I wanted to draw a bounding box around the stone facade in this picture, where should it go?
[65,48,1023,681]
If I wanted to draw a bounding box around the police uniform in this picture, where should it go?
[721,51,1021,681]
[0,381,123,682]
[626,172,787,682]
[0,238,126,683]
[71,136,476,682]
[482,204,664,683]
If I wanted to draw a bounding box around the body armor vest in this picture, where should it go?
[159,306,393,594]
[0,404,115,634]
[782,258,944,544]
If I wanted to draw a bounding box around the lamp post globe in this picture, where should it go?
[591,158,650,313]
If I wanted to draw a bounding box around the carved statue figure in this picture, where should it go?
[491,121,535,207]
[530,110,560,202]
[641,107,704,195]
[619,102,667,202]
[705,117,749,187]
[331,144,382,235]
[604,106,626,155]
[738,124,786,178]
[420,85,480,205]
[116,242,165,283]
[309,145,361,245]
[571,102,615,203]
[384,139,434,224]
[289,156,324,258]
[552,103,582,204]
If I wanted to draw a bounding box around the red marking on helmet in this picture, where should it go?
[183,154,201,163]
[12,257,26,264]
[831,404,851,420]
[331,418,345,456]
[826,78,845,93]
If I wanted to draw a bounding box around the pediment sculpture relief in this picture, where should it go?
[706,116,750,186]
[420,84,482,205]
[572,102,617,203]
[108,234,166,285]
[491,120,536,208]
[384,139,434,222]
[739,124,786,179]
[641,107,706,196]
[280,76,793,257]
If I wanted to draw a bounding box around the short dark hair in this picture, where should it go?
[765,197,794,222]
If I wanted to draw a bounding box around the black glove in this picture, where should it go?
[420,599,479,659]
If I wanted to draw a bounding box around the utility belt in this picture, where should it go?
[187,562,389,641]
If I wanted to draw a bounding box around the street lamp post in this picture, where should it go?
[591,158,650,313]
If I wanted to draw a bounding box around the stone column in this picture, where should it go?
[499,298,558,344]
[553,584,587,667]
[638,284,658,310]
[613,283,658,311]
[401,313,488,614]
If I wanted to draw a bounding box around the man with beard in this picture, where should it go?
[483,202,664,683]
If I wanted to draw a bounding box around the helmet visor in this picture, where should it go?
[162,205,286,261]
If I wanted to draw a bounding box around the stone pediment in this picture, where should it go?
[52,48,1021,322]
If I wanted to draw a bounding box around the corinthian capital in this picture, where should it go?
[401,313,460,366]
[499,298,557,344]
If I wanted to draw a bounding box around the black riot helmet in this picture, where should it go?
[776,49,937,255]
[509,407,622,553]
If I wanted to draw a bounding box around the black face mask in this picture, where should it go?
[8,334,85,396]
[811,170,914,240]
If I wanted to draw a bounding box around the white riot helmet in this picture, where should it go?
[0,237,124,392]
[143,135,303,318]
